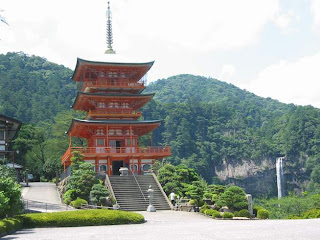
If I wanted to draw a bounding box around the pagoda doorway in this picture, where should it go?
[112,160,124,175]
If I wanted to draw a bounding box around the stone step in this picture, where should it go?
[108,175,171,211]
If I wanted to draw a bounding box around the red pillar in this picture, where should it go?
[108,157,111,176]
[131,158,135,175]
[95,157,99,173]
[138,158,141,175]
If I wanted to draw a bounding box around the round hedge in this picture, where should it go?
[19,209,145,228]
[222,212,234,219]
[257,209,269,219]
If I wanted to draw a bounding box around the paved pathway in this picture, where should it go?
[21,182,72,212]
[4,210,320,240]
[22,182,61,204]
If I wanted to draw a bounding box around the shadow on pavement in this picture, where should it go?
[2,229,35,240]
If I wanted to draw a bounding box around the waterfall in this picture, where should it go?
[276,157,284,199]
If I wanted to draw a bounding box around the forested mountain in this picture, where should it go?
[147,74,291,114]
[144,77,320,196]
[0,52,75,123]
[1,52,320,197]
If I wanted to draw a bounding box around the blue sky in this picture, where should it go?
[1,0,320,107]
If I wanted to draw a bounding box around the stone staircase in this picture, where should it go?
[108,175,171,211]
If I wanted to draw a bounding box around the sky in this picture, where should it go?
[1,0,320,108]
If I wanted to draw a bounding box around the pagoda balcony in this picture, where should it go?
[61,146,171,164]
[87,109,142,119]
[80,78,146,93]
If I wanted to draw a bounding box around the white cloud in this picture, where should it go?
[246,52,320,108]
[219,64,236,84]
[272,10,299,33]
[0,0,280,70]
[116,0,280,51]
[311,0,320,33]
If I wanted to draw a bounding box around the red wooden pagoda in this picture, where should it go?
[61,2,170,175]
[61,58,171,175]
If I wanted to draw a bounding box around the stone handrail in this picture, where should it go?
[151,173,174,210]
[104,174,117,206]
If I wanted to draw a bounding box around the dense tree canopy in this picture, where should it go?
[0,52,75,123]
[1,52,320,196]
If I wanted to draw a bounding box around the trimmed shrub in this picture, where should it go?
[70,198,88,209]
[0,210,145,237]
[253,205,262,216]
[302,208,320,219]
[257,209,269,219]
[222,212,234,219]
[217,186,248,211]
[200,204,209,213]
[0,218,23,236]
[20,209,144,228]
[211,210,221,218]
[63,189,77,205]
[204,209,215,216]
[237,209,250,218]
[90,184,109,206]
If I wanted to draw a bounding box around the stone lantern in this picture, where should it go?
[146,185,156,212]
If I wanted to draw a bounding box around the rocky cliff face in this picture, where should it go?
[215,157,308,197]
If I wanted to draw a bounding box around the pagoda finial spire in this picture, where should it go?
[105,1,116,54]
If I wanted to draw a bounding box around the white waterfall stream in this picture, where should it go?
[276,157,284,199]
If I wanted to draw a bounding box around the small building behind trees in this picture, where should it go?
[0,114,21,163]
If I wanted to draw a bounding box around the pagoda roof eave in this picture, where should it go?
[66,118,163,134]
[71,92,155,109]
[72,58,155,81]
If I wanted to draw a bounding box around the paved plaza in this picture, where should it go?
[3,210,320,240]
[21,182,61,204]
[21,182,72,212]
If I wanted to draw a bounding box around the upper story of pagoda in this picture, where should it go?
[72,58,154,94]
[72,92,155,120]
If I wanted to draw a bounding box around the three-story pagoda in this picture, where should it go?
[61,2,170,176]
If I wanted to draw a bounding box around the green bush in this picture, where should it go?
[204,209,215,216]
[203,192,212,199]
[222,212,234,219]
[302,208,320,219]
[200,204,209,213]
[20,209,144,228]
[0,218,23,235]
[253,205,263,216]
[211,210,221,218]
[286,215,301,219]
[217,186,248,211]
[0,177,24,218]
[67,161,99,201]
[63,189,76,204]
[40,177,47,182]
[70,198,88,209]
[237,209,250,218]
[90,184,109,206]
[257,209,269,219]
[0,210,145,237]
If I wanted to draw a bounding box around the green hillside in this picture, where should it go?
[1,52,319,196]
[146,74,291,115]
[0,52,75,123]
[145,75,320,195]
